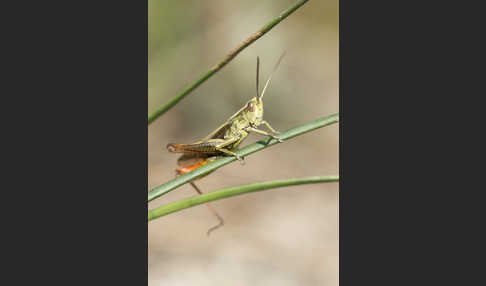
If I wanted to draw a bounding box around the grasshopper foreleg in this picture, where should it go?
[261,120,281,136]
[246,126,284,143]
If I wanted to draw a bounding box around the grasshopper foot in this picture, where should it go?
[235,155,245,165]
[271,135,284,143]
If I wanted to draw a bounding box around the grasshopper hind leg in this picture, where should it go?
[213,138,245,163]
[216,147,245,164]
[174,156,225,236]
[189,182,224,236]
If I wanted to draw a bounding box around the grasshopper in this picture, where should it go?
[167,52,286,235]
[167,52,286,161]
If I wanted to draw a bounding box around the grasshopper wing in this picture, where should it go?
[167,139,226,154]
[202,121,232,141]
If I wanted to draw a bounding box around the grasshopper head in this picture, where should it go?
[248,52,285,126]
[245,97,264,125]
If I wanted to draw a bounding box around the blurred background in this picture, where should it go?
[148,0,338,285]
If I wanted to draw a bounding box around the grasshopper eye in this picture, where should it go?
[247,101,254,112]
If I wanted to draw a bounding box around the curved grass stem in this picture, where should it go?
[148,175,338,221]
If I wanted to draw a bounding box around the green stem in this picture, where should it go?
[148,175,338,221]
[148,0,310,124]
[148,112,338,202]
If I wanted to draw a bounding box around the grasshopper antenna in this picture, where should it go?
[259,51,286,100]
[256,56,260,97]
[189,182,224,236]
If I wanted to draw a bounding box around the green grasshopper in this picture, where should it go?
[167,52,286,162]
[167,52,286,235]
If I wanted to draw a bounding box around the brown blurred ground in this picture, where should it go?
[149,0,338,285]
